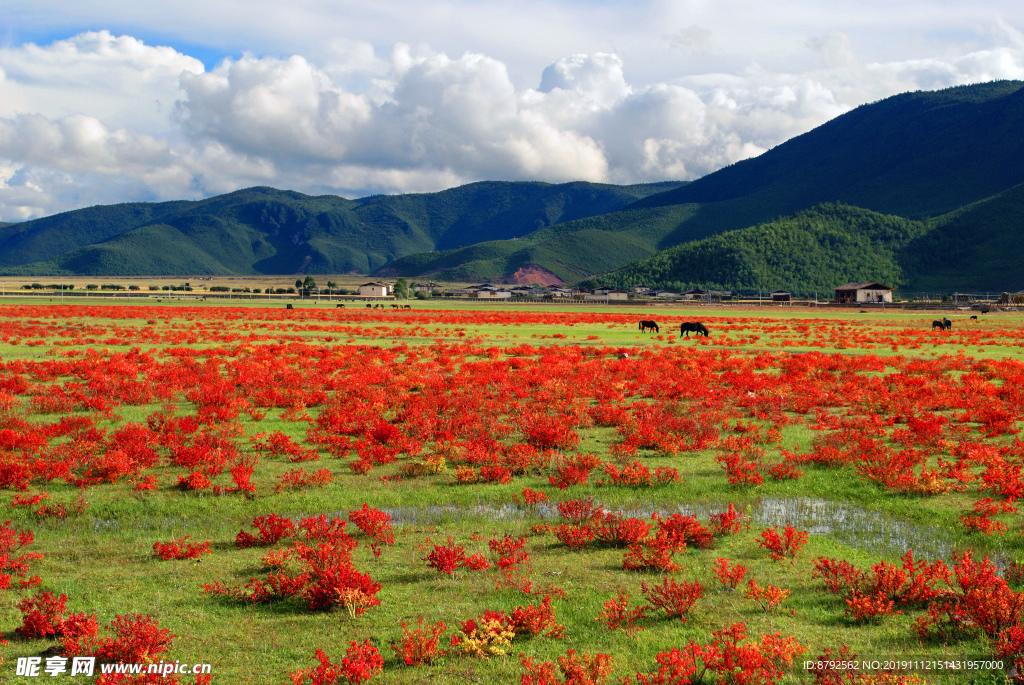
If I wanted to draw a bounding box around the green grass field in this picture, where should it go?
[0,300,1022,684]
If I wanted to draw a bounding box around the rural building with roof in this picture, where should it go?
[834,282,893,304]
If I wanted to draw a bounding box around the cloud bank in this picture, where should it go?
[0,19,1023,219]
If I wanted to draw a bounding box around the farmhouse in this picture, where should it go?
[471,284,512,299]
[357,282,391,297]
[834,282,893,304]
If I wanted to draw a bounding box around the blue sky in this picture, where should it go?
[0,1,1022,220]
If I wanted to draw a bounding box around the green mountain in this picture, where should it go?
[389,81,1024,288]
[382,204,700,282]
[1,181,681,276]
[5,81,1024,291]
[632,80,1024,219]
[602,183,1024,294]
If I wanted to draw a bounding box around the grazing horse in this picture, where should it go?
[970,315,977,320]
[638,320,659,333]
[680,322,709,338]
[931,320,946,330]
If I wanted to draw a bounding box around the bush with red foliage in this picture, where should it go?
[596,591,649,634]
[621,536,682,573]
[915,550,1024,641]
[713,558,748,589]
[16,592,97,641]
[592,513,652,547]
[808,645,857,685]
[520,488,550,505]
[813,551,951,623]
[423,539,488,575]
[235,513,295,548]
[554,524,596,551]
[744,579,791,612]
[520,649,614,685]
[756,524,808,562]
[152,535,212,561]
[510,595,565,638]
[716,450,764,486]
[626,622,806,685]
[654,513,714,550]
[63,613,172,666]
[641,577,703,621]
[557,498,601,522]
[709,503,743,536]
[391,618,447,665]
[275,467,333,493]
[489,535,530,570]
[348,504,395,546]
[290,642,383,685]
[0,520,43,589]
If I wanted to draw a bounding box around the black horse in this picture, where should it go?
[680,322,709,338]
[639,320,659,333]
[944,318,952,330]
[931,320,944,330]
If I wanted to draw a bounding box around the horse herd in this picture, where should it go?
[637,316,964,339]
[638,320,710,337]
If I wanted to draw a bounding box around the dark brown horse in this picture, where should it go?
[639,320,659,333]
[680,322,709,337]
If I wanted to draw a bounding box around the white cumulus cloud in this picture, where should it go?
[0,16,1022,220]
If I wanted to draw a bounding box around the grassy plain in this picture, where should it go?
[0,299,1022,684]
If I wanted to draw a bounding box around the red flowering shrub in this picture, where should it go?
[510,595,565,637]
[709,503,743,536]
[0,520,43,589]
[627,623,806,685]
[521,488,550,505]
[16,592,97,640]
[756,524,808,562]
[63,613,172,665]
[592,513,652,547]
[554,524,595,551]
[744,579,791,612]
[152,535,212,561]
[596,591,649,634]
[275,468,333,493]
[290,642,383,685]
[348,504,395,546]
[557,498,601,522]
[713,558,747,589]
[655,513,714,550]
[391,618,447,665]
[235,513,295,548]
[521,649,614,685]
[423,539,487,575]
[641,577,703,621]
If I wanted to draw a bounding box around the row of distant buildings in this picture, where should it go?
[358,278,897,301]
[356,280,899,302]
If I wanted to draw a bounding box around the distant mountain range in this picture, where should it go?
[0,181,681,277]
[3,80,1024,293]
